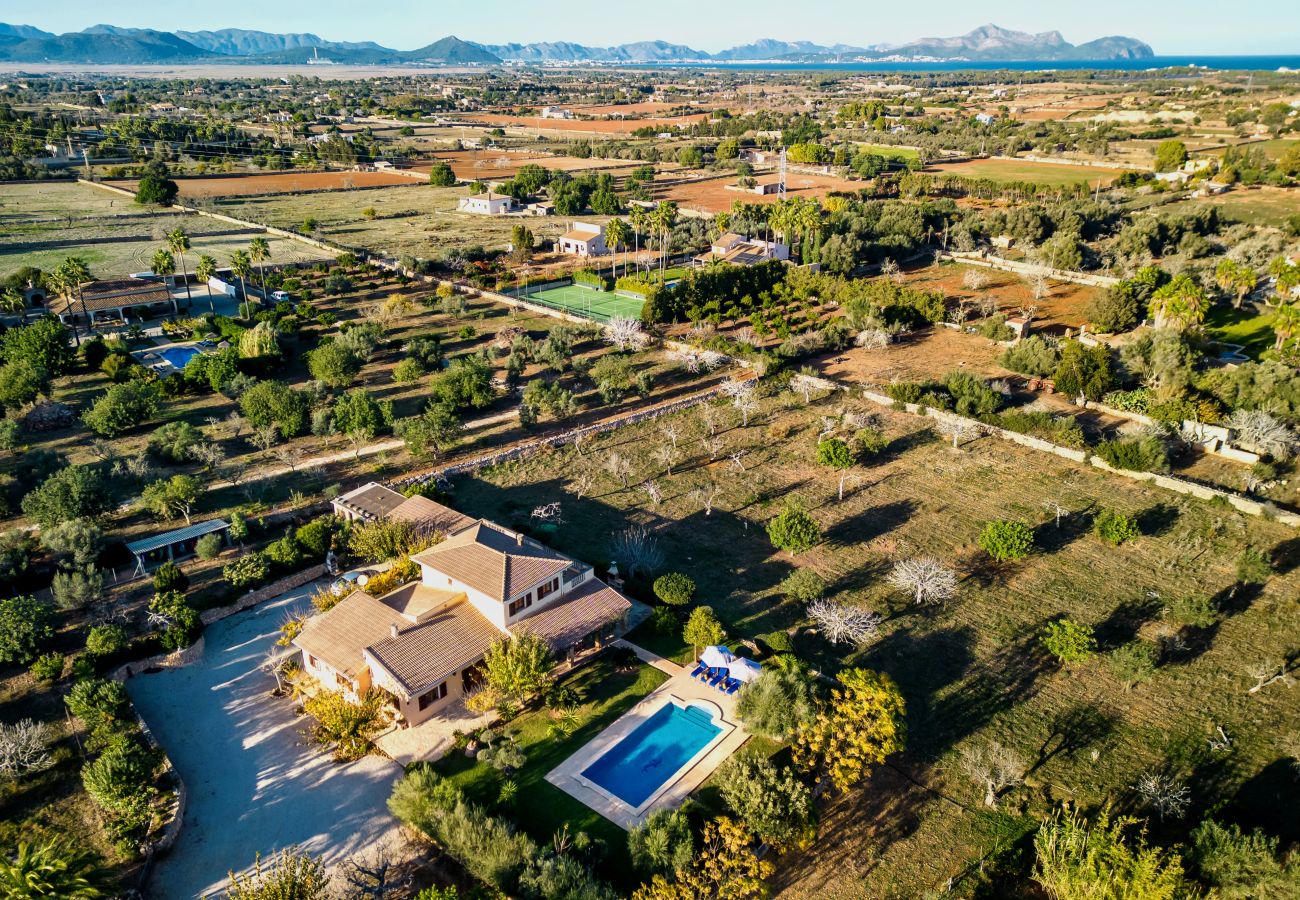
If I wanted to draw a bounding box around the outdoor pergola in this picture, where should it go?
[127,519,231,577]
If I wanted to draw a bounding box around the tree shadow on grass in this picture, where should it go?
[1269,536,1300,575]
[1220,758,1300,846]
[1033,506,1097,555]
[1216,581,1263,619]
[1136,502,1181,537]
[822,499,917,548]
[1029,703,1119,777]
[1094,596,1163,650]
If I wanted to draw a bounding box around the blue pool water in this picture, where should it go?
[159,346,201,369]
[581,702,721,807]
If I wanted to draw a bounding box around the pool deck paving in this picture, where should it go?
[545,650,748,830]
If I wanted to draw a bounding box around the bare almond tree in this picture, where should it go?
[654,445,679,477]
[604,452,633,488]
[0,719,52,778]
[605,316,647,352]
[660,423,681,452]
[249,424,280,453]
[1134,772,1191,821]
[189,441,226,471]
[692,483,722,516]
[698,405,720,437]
[273,446,304,473]
[729,450,746,472]
[958,741,1026,808]
[807,598,882,646]
[337,841,411,899]
[962,268,989,292]
[880,258,901,282]
[790,373,822,405]
[702,435,725,461]
[888,557,959,605]
[938,417,981,449]
[1246,660,1295,694]
[641,480,663,509]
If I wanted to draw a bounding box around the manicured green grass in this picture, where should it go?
[523,284,646,323]
[430,658,668,891]
[852,142,921,161]
[1205,303,1277,359]
[928,157,1132,187]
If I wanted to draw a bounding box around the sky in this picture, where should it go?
[6,0,1299,55]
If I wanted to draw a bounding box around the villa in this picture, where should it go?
[296,483,633,727]
[47,277,178,327]
[458,193,517,215]
[693,232,790,267]
[558,221,607,256]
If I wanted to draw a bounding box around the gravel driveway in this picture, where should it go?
[127,582,403,899]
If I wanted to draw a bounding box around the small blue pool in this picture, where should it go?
[158,346,201,369]
[581,702,721,808]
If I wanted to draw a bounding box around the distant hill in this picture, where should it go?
[0,27,213,63]
[175,28,387,57]
[0,21,1154,65]
[873,24,1153,61]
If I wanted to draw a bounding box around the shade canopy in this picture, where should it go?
[699,645,734,669]
[730,657,764,684]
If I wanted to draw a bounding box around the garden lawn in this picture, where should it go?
[1205,303,1277,360]
[429,658,668,892]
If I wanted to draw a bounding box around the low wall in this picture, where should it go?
[201,563,328,626]
[822,377,1300,528]
[937,250,1119,289]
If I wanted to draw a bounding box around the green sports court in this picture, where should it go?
[518,283,645,323]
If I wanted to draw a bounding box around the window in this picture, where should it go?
[508,593,534,616]
[418,681,448,711]
[537,577,560,601]
[335,672,351,690]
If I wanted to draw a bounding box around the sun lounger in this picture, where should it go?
[708,670,728,687]
[689,664,706,679]
[724,679,741,695]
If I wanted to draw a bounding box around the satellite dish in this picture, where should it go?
[356,574,370,587]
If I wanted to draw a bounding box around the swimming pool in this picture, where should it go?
[580,701,721,808]
[158,346,201,369]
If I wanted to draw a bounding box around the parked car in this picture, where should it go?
[330,568,378,596]
[271,290,293,302]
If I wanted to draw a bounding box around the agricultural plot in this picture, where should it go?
[0,181,331,278]
[1161,186,1300,230]
[210,184,546,258]
[654,171,867,214]
[903,261,1104,332]
[411,150,643,182]
[106,169,421,198]
[927,157,1132,187]
[447,388,1300,897]
[464,111,710,135]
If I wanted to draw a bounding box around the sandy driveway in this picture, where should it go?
[127,582,403,899]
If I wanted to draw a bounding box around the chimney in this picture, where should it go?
[390,624,399,639]
[516,532,524,547]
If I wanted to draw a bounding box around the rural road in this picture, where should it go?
[126,581,403,899]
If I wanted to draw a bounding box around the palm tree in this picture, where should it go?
[53,257,91,344]
[652,201,678,283]
[229,250,253,312]
[167,227,192,310]
[0,839,113,899]
[248,237,271,290]
[628,206,647,266]
[1214,259,1256,309]
[1149,275,1209,331]
[605,217,629,282]
[0,287,26,318]
[1273,302,1300,350]
[152,248,178,319]
[194,254,218,317]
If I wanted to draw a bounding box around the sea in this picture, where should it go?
[638,56,1300,73]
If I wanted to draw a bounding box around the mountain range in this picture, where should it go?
[0,23,1154,65]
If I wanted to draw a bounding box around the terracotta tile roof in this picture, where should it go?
[410,520,572,602]
[47,278,172,316]
[390,495,475,535]
[334,482,406,521]
[510,578,632,650]
[293,591,404,680]
[366,598,501,696]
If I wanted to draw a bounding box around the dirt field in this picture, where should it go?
[904,262,1103,332]
[464,112,711,134]
[928,157,1132,187]
[654,171,867,214]
[105,170,421,199]
[412,151,645,182]
[568,101,688,116]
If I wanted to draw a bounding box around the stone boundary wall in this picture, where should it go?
[994,153,1145,171]
[401,381,740,488]
[937,250,1120,289]
[798,374,1300,527]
